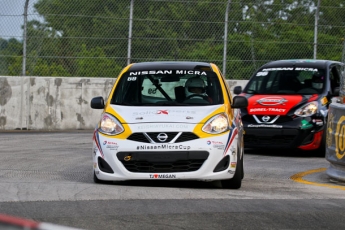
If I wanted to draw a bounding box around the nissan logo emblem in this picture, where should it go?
[157,133,168,142]
[262,116,270,122]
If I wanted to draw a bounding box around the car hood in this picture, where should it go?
[246,94,308,115]
[109,104,224,124]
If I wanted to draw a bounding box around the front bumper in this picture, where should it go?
[242,117,325,149]
[92,130,240,181]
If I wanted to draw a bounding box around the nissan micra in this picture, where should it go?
[234,59,342,156]
[90,61,248,189]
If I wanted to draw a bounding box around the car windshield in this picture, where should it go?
[244,67,326,95]
[111,70,224,106]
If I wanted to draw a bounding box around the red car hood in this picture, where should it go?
[247,95,304,115]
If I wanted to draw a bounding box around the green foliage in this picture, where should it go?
[0,38,22,75]
[1,0,345,79]
[76,44,122,77]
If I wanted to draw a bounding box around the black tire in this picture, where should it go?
[93,171,103,184]
[221,151,243,189]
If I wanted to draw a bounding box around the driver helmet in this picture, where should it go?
[184,77,206,98]
[311,72,324,90]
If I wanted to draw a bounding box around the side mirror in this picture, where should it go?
[90,96,105,109]
[233,86,242,95]
[232,96,248,108]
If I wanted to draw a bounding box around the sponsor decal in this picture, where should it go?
[249,108,286,113]
[256,97,288,106]
[129,70,207,75]
[248,124,283,128]
[106,146,118,150]
[133,110,196,116]
[137,144,191,150]
[148,88,157,94]
[312,119,323,126]
[262,67,294,71]
[227,170,235,174]
[207,140,225,149]
[301,120,313,129]
[321,96,328,106]
[103,141,118,145]
[130,70,173,75]
[256,71,268,76]
[261,67,318,72]
[294,67,318,71]
[156,110,168,115]
[124,155,132,161]
[327,112,335,148]
[93,163,97,169]
[127,77,137,81]
[335,116,345,159]
[103,141,119,150]
[248,95,303,115]
[149,174,177,179]
[137,123,189,130]
[214,144,225,150]
[230,162,237,168]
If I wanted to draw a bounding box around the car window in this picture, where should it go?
[111,70,224,106]
[244,67,326,95]
[331,65,341,93]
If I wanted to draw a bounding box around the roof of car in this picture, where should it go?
[128,61,213,71]
[260,59,343,69]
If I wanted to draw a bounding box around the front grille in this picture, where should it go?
[120,160,206,173]
[175,132,199,143]
[127,133,150,143]
[147,132,177,143]
[127,132,199,143]
[242,115,293,124]
[117,151,208,173]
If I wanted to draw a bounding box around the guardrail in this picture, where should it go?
[0,76,248,130]
[326,102,345,182]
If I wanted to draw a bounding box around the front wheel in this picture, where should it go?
[93,171,103,184]
[221,151,243,189]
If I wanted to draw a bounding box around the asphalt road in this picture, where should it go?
[0,131,345,230]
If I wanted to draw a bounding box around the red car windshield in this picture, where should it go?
[244,68,326,95]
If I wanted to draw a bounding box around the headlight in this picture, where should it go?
[294,101,318,117]
[99,113,124,135]
[202,113,229,134]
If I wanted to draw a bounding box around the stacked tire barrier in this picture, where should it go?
[326,101,345,182]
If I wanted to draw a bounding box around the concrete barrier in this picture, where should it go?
[0,76,248,130]
[326,102,345,182]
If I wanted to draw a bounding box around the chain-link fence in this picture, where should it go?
[1,0,345,80]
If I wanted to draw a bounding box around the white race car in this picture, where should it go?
[91,61,248,189]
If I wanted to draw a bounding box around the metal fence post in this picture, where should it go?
[222,0,231,77]
[313,0,320,59]
[127,0,134,65]
[22,0,29,76]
